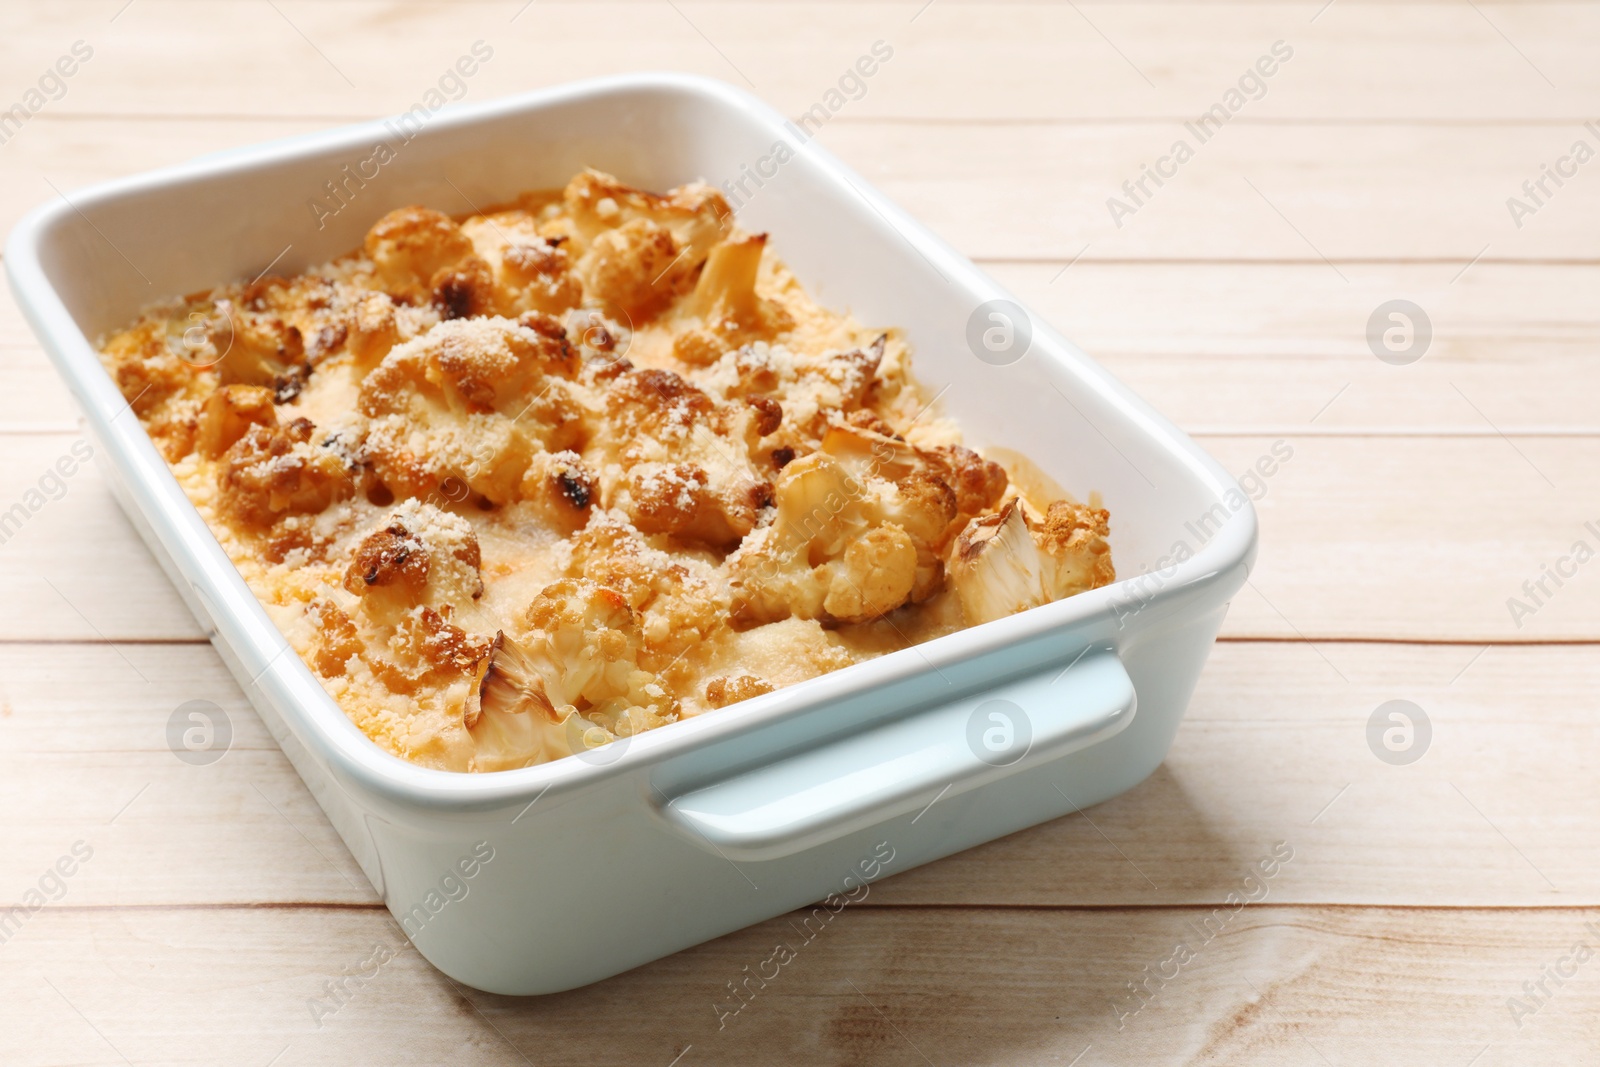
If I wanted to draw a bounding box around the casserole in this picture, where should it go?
[5,73,1256,995]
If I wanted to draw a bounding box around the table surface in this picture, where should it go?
[3,2,1598,1064]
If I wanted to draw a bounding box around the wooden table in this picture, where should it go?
[3,2,1597,1063]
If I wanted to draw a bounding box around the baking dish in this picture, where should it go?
[6,73,1256,995]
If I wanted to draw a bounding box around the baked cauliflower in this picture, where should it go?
[98,166,1118,773]
[949,499,1114,625]
[357,313,580,504]
[468,578,678,770]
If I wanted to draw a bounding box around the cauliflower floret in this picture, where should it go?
[583,217,683,321]
[518,450,598,535]
[217,416,357,528]
[206,294,309,399]
[562,169,731,260]
[364,205,487,308]
[820,422,1003,526]
[99,315,216,461]
[706,336,890,449]
[341,500,486,613]
[357,315,580,503]
[624,463,770,549]
[1034,499,1116,594]
[368,605,494,699]
[566,509,729,666]
[728,456,931,626]
[197,384,276,459]
[343,289,402,370]
[467,578,678,770]
[199,275,405,382]
[671,233,795,363]
[948,499,1115,626]
[460,212,584,318]
[331,503,493,708]
[562,170,733,321]
[821,523,919,620]
[587,367,773,549]
[727,420,997,625]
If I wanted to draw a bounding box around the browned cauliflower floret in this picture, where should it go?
[562,169,733,321]
[927,444,1009,516]
[341,500,486,611]
[305,596,363,677]
[209,296,309,399]
[562,169,731,257]
[1034,498,1116,594]
[706,336,890,449]
[362,204,501,320]
[467,578,678,770]
[626,463,771,549]
[586,367,773,549]
[517,450,597,535]
[819,422,1002,528]
[948,499,1115,626]
[584,217,682,321]
[357,315,580,504]
[727,421,994,625]
[333,503,492,703]
[565,510,729,667]
[197,384,276,459]
[345,289,401,370]
[217,416,356,528]
[672,233,796,363]
[99,316,216,461]
[374,605,494,695]
[430,256,497,321]
[198,275,406,383]
[460,211,583,318]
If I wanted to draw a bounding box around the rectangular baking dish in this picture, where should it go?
[6,73,1256,995]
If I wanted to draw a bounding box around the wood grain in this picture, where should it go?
[3,1,1598,120]
[1,0,1595,1061]
[2,903,1594,1066]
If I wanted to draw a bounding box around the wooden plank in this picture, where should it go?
[10,261,1600,431]
[5,116,1599,260]
[2,431,1596,642]
[1203,433,1600,643]
[1,903,1594,1065]
[2,1,1597,121]
[0,433,205,642]
[4,641,1595,908]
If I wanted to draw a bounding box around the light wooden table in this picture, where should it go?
[2,2,1597,1064]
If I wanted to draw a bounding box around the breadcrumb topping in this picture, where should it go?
[99,169,1114,772]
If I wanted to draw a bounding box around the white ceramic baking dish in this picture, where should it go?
[6,73,1255,995]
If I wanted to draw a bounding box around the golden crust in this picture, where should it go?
[100,168,1115,772]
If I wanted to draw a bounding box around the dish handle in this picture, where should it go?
[655,646,1136,862]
